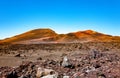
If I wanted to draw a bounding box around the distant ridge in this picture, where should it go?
[0,28,120,44]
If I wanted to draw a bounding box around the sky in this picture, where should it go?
[0,0,120,39]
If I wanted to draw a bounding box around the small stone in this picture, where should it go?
[61,56,71,67]
[37,57,42,60]
[63,76,70,78]
[41,74,58,78]
[15,53,21,57]
[97,73,106,78]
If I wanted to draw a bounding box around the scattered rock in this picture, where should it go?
[37,57,42,60]
[61,56,71,68]
[97,73,106,78]
[41,74,58,78]
[63,76,70,78]
[15,53,21,57]
[36,67,58,78]
[1,50,120,78]
[6,70,18,78]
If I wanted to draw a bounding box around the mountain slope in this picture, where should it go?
[73,30,113,42]
[0,29,120,44]
[0,28,57,44]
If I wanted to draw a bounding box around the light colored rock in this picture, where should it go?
[36,67,58,78]
[73,72,81,78]
[86,66,95,73]
[62,56,70,67]
[36,67,43,78]
[18,75,25,78]
[63,76,70,78]
[41,74,58,78]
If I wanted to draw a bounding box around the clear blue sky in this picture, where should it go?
[0,0,120,39]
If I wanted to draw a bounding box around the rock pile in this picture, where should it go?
[0,51,120,78]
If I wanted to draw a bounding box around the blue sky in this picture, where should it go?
[0,0,120,39]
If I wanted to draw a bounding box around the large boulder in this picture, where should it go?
[7,70,18,78]
[61,56,71,67]
[36,67,58,78]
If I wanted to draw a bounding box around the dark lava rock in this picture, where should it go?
[1,51,120,78]
[97,73,106,78]
[37,57,42,60]
[6,70,18,78]
[15,53,21,57]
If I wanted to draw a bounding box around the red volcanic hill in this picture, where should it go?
[0,28,57,44]
[0,29,120,44]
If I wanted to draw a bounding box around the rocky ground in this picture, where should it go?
[0,42,120,78]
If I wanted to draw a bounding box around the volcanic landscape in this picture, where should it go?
[0,28,120,78]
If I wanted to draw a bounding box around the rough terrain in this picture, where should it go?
[0,42,120,78]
